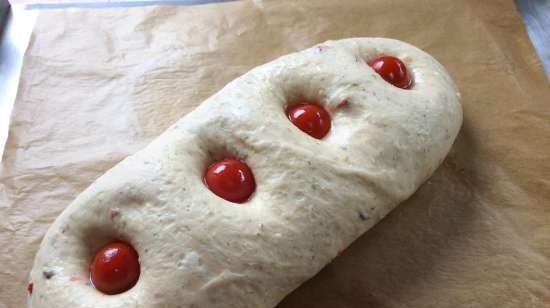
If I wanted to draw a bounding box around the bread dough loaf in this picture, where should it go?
[28,38,462,308]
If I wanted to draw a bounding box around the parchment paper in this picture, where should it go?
[2,0,550,307]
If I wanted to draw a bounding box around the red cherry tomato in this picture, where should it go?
[368,56,413,89]
[90,242,140,295]
[204,158,256,203]
[27,281,33,294]
[286,103,331,139]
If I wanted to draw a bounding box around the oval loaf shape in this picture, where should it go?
[29,38,462,308]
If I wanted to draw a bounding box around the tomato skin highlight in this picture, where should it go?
[204,158,256,203]
[368,56,413,89]
[90,242,140,295]
[286,103,331,139]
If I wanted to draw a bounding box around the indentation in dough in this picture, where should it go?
[183,126,259,186]
[271,68,332,113]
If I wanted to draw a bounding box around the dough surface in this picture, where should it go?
[29,38,462,308]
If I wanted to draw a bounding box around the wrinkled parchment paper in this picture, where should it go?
[2,0,550,307]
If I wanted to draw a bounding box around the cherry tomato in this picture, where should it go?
[286,103,331,139]
[204,158,256,203]
[27,282,33,294]
[368,56,413,89]
[90,242,140,295]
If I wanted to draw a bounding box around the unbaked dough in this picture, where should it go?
[28,37,462,308]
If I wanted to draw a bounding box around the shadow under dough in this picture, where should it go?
[277,120,481,308]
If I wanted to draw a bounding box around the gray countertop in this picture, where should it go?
[515,0,550,78]
[0,4,37,159]
[0,0,548,160]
